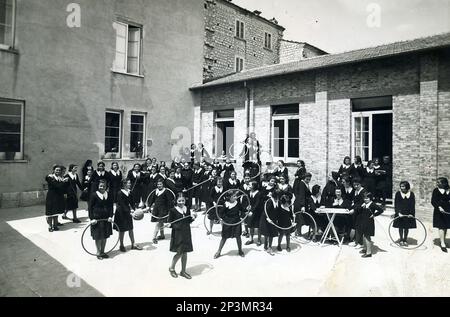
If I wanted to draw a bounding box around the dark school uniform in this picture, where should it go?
[165,178,183,196]
[65,173,83,211]
[355,201,384,237]
[108,170,123,203]
[342,186,355,202]
[113,190,134,232]
[225,178,240,191]
[247,190,263,229]
[277,205,294,233]
[362,168,376,195]
[191,167,204,200]
[321,180,343,207]
[262,185,276,201]
[293,180,313,227]
[168,206,194,253]
[174,173,184,192]
[295,167,306,180]
[212,163,223,176]
[45,175,67,216]
[181,168,193,190]
[310,196,327,231]
[259,198,279,238]
[127,171,146,207]
[349,163,365,181]
[431,188,450,229]
[90,170,110,196]
[222,163,235,182]
[170,161,182,171]
[208,186,224,221]
[219,201,245,239]
[328,197,352,234]
[381,162,393,198]
[89,191,114,240]
[338,164,352,179]
[200,170,213,203]
[393,191,417,229]
[147,188,174,223]
[80,174,93,202]
[351,187,367,229]
[190,149,196,166]
[146,173,160,199]
[274,167,289,183]
[277,184,293,194]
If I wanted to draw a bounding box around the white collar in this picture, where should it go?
[312,196,320,204]
[270,198,279,208]
[52,174,64,181]
[121,189,130,196]
[150,173,158,178]
[195,168,202,174]
[229,179,237,185]
[366,167,374,173]
[356,187,364,195]
[215,186,223,192]
[438,188,449,195]
[174,173,182,178]
[111,170,120,176]
[334,197,343,204]
[279,167,286,172]
[167,178,175,183]
[281,205,291,212]
[250,190,259,197]
[96,191,108,200]
[68,173,77,180]
[96,170,105,176]
[158,173,166,178]
[132,171,141,177]
[243,183,251,190]
[401,191,411,199]
[345,187,353,193]
[279,184,288,190]
[225,201,238,209]
[342,164,350,169]
[363,201,373,208]
[175,206,187,215]
[156,188,166,196]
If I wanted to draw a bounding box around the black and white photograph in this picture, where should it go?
[0,0,450,300]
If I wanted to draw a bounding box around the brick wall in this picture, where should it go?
[201,111,214,156]
[328,98,352,172]
[280,40,327,64]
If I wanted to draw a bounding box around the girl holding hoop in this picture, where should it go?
[246,181,263,246]
[167,193,197,279]
[114,179,143,252]
[277,193,295,252]
[89,180,114,260]
[393,181,416,247]
[147,179,174,244]
[214,192,250,259]
[431,177,450,253]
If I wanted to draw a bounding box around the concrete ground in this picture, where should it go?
[0,202,449,297]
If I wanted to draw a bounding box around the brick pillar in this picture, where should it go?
[201,110,214,157]
[418,53,439,207]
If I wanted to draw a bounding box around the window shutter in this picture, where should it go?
[113,21,128,72]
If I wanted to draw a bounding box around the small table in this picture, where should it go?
[315,208,351,248]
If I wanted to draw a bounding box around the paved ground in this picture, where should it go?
[0,202,449,297]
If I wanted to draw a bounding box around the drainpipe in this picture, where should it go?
[244,80,251,136]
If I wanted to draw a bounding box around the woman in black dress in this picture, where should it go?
[431,177,450,252]
[225,171,240,191]
[349,156,365,181]
[88,180,114,260]
[80,168,93,202]
[260,189,281,255]
[207,177,224,235]
[246,181,263,246]
[127,163,145,207]
[277,193,295,252]
[191,163,204,211]
[91,162,110,198]
[147,179,174,244]
[114,179,143,253]
[294,160,306,181]
[274,160,289,183]
[109,162,123,204]
[214,192,249,259]
[338,156,352,179]
[167,193,197,279]
[222,159,235,182]
[45,165,69,232]
[362,161,377,196]
[81,160,93,180]
[63,164,83,223]
[393,181,417,247]
[146,165,159,199]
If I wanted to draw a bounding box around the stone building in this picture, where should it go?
[280,39,328,64]
[191,33,450,219]
[0,0,204,207]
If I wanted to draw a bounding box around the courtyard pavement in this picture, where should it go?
[0,202,449,297]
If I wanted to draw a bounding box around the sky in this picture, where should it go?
[232,0,450,53]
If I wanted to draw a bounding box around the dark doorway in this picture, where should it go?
[372,113,393,160]
[216,121,234,158]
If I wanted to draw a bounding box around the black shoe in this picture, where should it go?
[256,240,262,247]
[359,249,367,254]
[277,246,282,252]
[441,247,448,253]
[286,247,291,253]
[362,254,372,258]
[180,272,192,280]
[101,253,109,259]
[73,219,81,224]
[131,244,143,251]
[62,215,69,220]
[153,239,158,244]
[53,226,59,231]
[214,252,221,259]
[157,235,165,240]
[238,251,245,257]
[48,227,53,232]
[57,222,64,227]
[245,240,254,246]
[169,269,178,278]
[97,256,103,260]
[120,246,126,252]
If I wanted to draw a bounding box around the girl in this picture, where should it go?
[147,180,174,244]
[127,163,145,207]
[262,176,277,199]
[295,160,306,180]
[91,162,110,198]
[348,178,367,248]
[151,157,159,171]
[160,161,167,174]
[225,171,240,191]
[174,166,184,191]
[191,163,204,211]
[338,156,352,179]
[200,165,214,210]
[350,156,365,181]
[82,160,93,179]
[321,172,341,207]
[277,175,293,193]
[181,162,194,211]
[222,159,235,182]
[157,166,168,183]
[190,144,196,166]
[165,170,183,196]
[246,181,263,246]
[171,157,182,171]
[45,165,68,232]
[108,162,123,204]
[277,193,294,252]
[354,192,384,258]
[393,181,416,247]
[142,158,153,174]
[240,174,252,237]
[207,177,224,235]
[431,177,450,252]
[146,165,159,199]
[80,168,93,202]
[212,159,223,176]
[362,161,377,196]
[114,179,143,252]
[167,194,197,279]
[275,160,289,183]
[260,189,281,255]
[293,173,313,238]
[310,184,326,235]
[89,180,114,260]
[214,192,250,259]
[63,164,83,223]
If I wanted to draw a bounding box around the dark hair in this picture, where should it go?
[215,177,223,185]
[437,177,450,190]
[111,161,119,169]
[312,185,321,196]
[68,164,77,172]
[297,160,305,167]
[157,179,165,185]
[271,189,282,200]
[367,160,374,166]
[354,156,362,164]
[280,193,292,205]
[353,177,362,185]
[343,156,351,164]
[302,172,312,180]
[278,160,285,166]
[52,164,60,171]
[83,160,93,168]
[399,181,411,191]
[121,179,132,188]
[98,180,107,189]
[176,193,186,201]
[331,171,339,181]
[250,180,259,189]
[97,161,105,168]
[133,163,141,169]
[364,192,373,200]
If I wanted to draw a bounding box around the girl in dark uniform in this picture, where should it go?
[190,144,196,166]
[354,192,384,258]
[127,163,145,207]
[211,159,222,176]
[348,178,367,248]
[225,171,240,191]
[146,166,159,201]
[181,162,193,211]
[63,164,83,223]
[90,162,109,198]
[214,192,249,259]
[274,160,289,183]
[349,156,365,181]
[108,162,123,204]
[174,167,184,192]
[45,165,68,232]
[191,163,204,211]
[147,180,174,244]
[294,160,306,181]
[82,160,93,180]
[207,177,224,235]
[260,189,281,255]
[88,180,114,260]
[240,174,252,237]
[277,193,295,252]
[338,156,352,179]
[246,181,263,246]
[277,175,293,194]
[431,177,450,252]
[200,165,213,210]
[80,168,93,202]
[222,159,235,182]
[114,179,143,252]
[362,161,377,197]
[167,194,197,279]
[393,181,417,247]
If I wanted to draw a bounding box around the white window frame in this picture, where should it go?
[105,110,122,157]
[214,111,235,157]
[130,112,146,155]
[351,110,393,164]
[235,19,245,39]
[112,20,142,76]
[0,99,24,160]
[235,56,244,73]
[0,0,16,50]
[272,114,300,163]
[264,32,272,50]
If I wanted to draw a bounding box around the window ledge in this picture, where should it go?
[111,69,144,78]
[0,46,19,54]
[0,160,28,164]
[234,36,246,42]
[263,47,273,52]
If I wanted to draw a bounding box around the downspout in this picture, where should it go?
[244,80,250,136]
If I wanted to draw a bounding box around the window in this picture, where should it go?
[272,105,299,162]
[0,99,24,160]
[264,32,272,50]
[235,56,244,73]
[235,20,244,39]
[105,111,122,155]
[214,110,234,158]
[113,21,142,75]
[0,0,15,49]
[130,114,145,153]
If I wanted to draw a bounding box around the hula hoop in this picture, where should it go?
[242,160,261,181]
[145,188,176,220]
[292,211,318,240]
[215,189,251,227]
[264,200,296,231]
[81,219,120,257]
[229,143,249,159]
[388,215,427,250]
[204,205,223,236]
